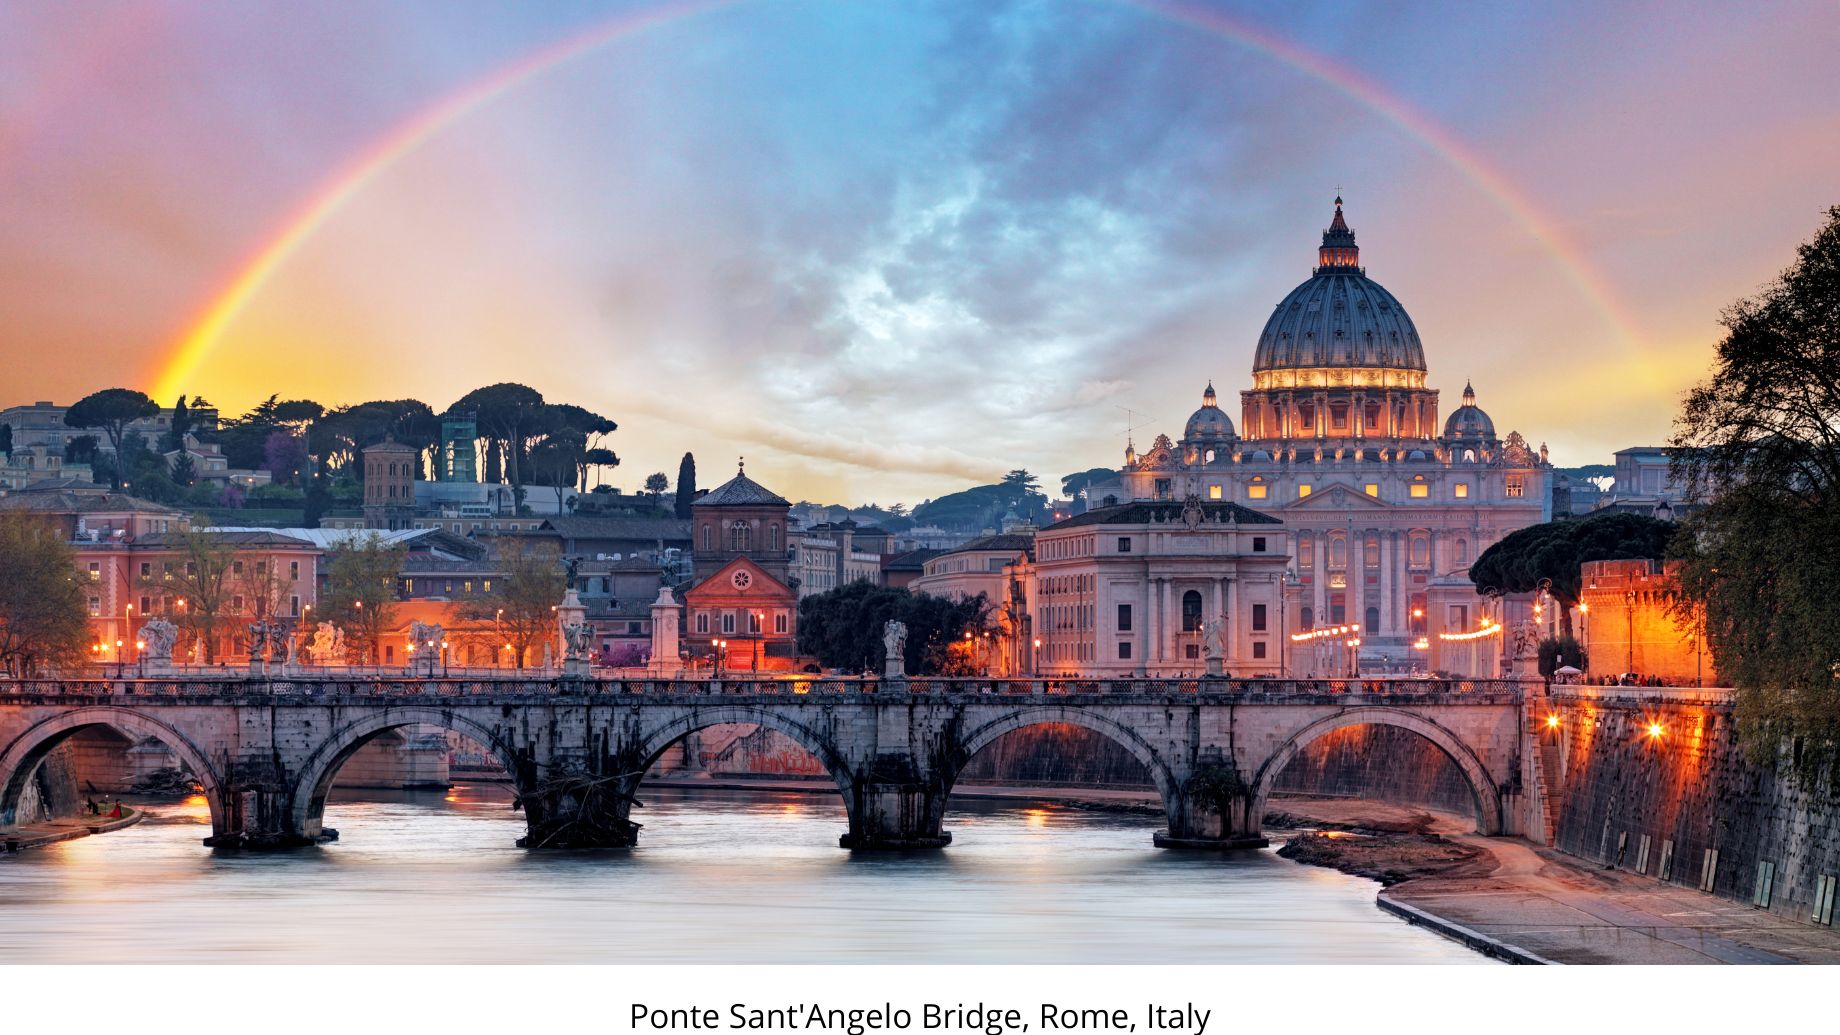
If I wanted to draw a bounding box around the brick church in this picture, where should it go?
[678,461,800,672]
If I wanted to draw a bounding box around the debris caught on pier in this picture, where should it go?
[514,768,644,849]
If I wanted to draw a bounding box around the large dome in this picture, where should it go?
[1251,200,1427,375]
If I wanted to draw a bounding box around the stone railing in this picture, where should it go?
[0,674,1531,700]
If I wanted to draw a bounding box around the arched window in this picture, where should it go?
[1300,606,1314,631]
[1181,590,1203,632]
[1409,534,1429,568]
[1328,535,1347,568]
[1364,605,1380,634]
[728,521,751,552]
[1298,534,1314,568]
[1456,538,1469,564]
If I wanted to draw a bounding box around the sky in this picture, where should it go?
[2,0,1837,506]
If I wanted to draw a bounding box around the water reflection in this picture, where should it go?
[0,785,1492,965]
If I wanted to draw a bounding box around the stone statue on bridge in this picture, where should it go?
[882,620,908,679]
[308,622,344,665]
[245,622,268,665]
[1201,616,1227,677]
[138,618,178,662]
[409,621,445,671]
[562,622,593,661]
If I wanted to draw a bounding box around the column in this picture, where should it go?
[1160,579,1173,665]
[1223,578,1238,665]
[1378,532,1394,635]
[1144,579,1158,673]
[1311,541,1327,629]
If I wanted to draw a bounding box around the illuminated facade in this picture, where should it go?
[1119,200,1551,666]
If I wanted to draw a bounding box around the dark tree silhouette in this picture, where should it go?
[674,452,697,519]
[64,388,159,489]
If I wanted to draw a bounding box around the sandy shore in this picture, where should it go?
[0,807,143,851]
[1268,795,1840,964]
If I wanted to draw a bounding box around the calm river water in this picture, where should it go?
[0,785,1490,964]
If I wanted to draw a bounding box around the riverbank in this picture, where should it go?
[1,807,142,852]
[1267,795,1840,964]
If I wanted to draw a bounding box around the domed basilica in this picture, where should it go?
[1116,199,1551,661]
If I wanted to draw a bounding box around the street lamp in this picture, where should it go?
[754,612,764,673]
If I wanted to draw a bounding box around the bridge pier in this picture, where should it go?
[840,783,950,850]
[203,784,327,850]
[1152,761,1270,849]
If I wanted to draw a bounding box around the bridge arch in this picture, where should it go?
[290,708,524,841]
[951,707,1181,828]
[633,705,856,802]
[0,706,226,836]
[1249,707,1503,835]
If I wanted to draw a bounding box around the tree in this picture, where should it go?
[162,395,191,452]
[264,430,308,486]
[1061,467,1116,499]
[1467,512,1674,639]
[321,533,405,664]
[476,537,567,668]
[150,528,238,664]
[0,514,88,676]
[644,472,669,502]
[169,453,197,488]
[1669,205,1840,765]
[64,388,158,489]
[1537,636,1588,678]
[1000,469,1040,498]
[674,452,697,519]
[796,583,991,675]
[450,383,546,503]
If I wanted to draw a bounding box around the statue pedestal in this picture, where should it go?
[563,657,591,677]
[1204,657,1224,678]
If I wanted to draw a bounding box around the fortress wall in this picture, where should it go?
[1549,689,1840,925]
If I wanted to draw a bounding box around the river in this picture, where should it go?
[0,785,1491,964]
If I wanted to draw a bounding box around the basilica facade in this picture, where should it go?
[1115,200,1551,666]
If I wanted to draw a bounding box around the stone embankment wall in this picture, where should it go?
[1548,687,1840,926]
[1269,725,1477,817]
[14,743,79,822]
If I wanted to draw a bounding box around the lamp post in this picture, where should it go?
[1625,589,1636,675]
[1032,638,1041,677]
[754,611,764,673]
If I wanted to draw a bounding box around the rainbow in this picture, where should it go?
[151,0,1638,402]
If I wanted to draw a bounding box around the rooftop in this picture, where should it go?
[1046,500,1283,530]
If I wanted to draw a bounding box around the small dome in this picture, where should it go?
[1183,381,1236,441]
[1442,380,1497,441]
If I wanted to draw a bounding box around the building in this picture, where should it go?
[880,548,940,590]
[361,439,418,530]
[0,488,321,665]
[677,463,800,672]
[1116,199,1551,664]
[789,519,885,599]
[1025,499,1290,678]
[1577,558,1717,685]
[0,399,217,459]
[909,533,1034,606]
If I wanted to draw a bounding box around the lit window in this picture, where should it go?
[1208,485,1222,500]
[1297,484,1312,498]
[1364,484,1379,497]
[1454,483,1469,499]
[1506,475,1525,498]
[1410,477,1428,498]
[1247,478,1268,500]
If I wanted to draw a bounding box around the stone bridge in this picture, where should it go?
[0,676,1546,850]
